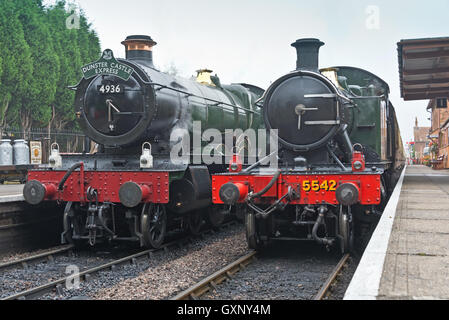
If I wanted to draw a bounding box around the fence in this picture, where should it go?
[1,127,86,163]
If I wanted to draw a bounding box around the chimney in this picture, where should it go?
[291,38,324,71]
[122,35,157,68]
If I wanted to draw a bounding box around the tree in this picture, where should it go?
[46,1,81,131]
[0,0,101,136]
[46,1,100,132]
[0,0,33,133]
[12,0,60,137]
[0,56,3,87]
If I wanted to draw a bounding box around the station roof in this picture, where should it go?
[398,37,449,101]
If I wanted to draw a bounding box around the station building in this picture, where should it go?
[398,37,449,169]
[428,98,449,168]
[412,118,430,165]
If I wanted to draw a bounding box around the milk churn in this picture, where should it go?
[13,140,30,165]
[0,140,13,165]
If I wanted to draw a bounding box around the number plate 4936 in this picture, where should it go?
[98,84,124,94]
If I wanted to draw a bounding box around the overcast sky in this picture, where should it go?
[44,0,449,143]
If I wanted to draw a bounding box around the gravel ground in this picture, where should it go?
[1,222,364,301]
[0,245,135,299]
[39,223,248,300]
[203,243,341,300]
[0,245,71,265]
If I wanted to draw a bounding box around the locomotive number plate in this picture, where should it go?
[98,84,124,94]
[302,180,337,192]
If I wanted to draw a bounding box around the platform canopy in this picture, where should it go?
[398,37,449,101]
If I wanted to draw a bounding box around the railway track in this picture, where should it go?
[1,221,238,300]
[172,251,257,300]
[313,253,351,300]
[172,251,351,301]
[0,245,74,271]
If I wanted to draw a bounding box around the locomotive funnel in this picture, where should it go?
[291,38,324,71]
[122,35,157,68]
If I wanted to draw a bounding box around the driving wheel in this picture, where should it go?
[339,206,354,254]
[141,203,167,249]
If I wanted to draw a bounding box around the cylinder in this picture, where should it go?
[0,139,13,166]
[13,140,30,165]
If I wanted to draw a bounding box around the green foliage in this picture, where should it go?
[0,0,33,128]
[13,0,59,128]
[0,0,100,132]
[46,1,101,131]
[0,55,3,87]
[0,56,3,87]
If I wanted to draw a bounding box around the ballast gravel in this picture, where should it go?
[0,246,129,299]
[0,245,69,265]
[41,223,249,300]
[203,243,341,300]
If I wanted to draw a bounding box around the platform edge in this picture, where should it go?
[0,194,24,203]
[344,166,407,300]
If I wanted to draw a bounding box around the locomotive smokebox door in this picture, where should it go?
[263,72,342,151]
[262,39,345,152]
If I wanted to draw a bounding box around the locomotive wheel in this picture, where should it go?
[246,212,263,250]
[205,206,225,229]
[63,203,86,248]
[187,211,204,236]
[141,203,167,249]
[234,206,246,223]
[339,206,354,254]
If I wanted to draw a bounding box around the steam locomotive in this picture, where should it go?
[23,35,264,248]
[212,39,405,253]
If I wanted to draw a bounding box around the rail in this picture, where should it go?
[2,221,238,300]
[171,251,257,300]
[0,245,74,271]
[314,253,351,300]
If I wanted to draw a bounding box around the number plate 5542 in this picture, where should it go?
[302,180,337,192]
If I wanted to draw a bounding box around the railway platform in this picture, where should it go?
[0,184,24,203]
[345,165,449,300]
